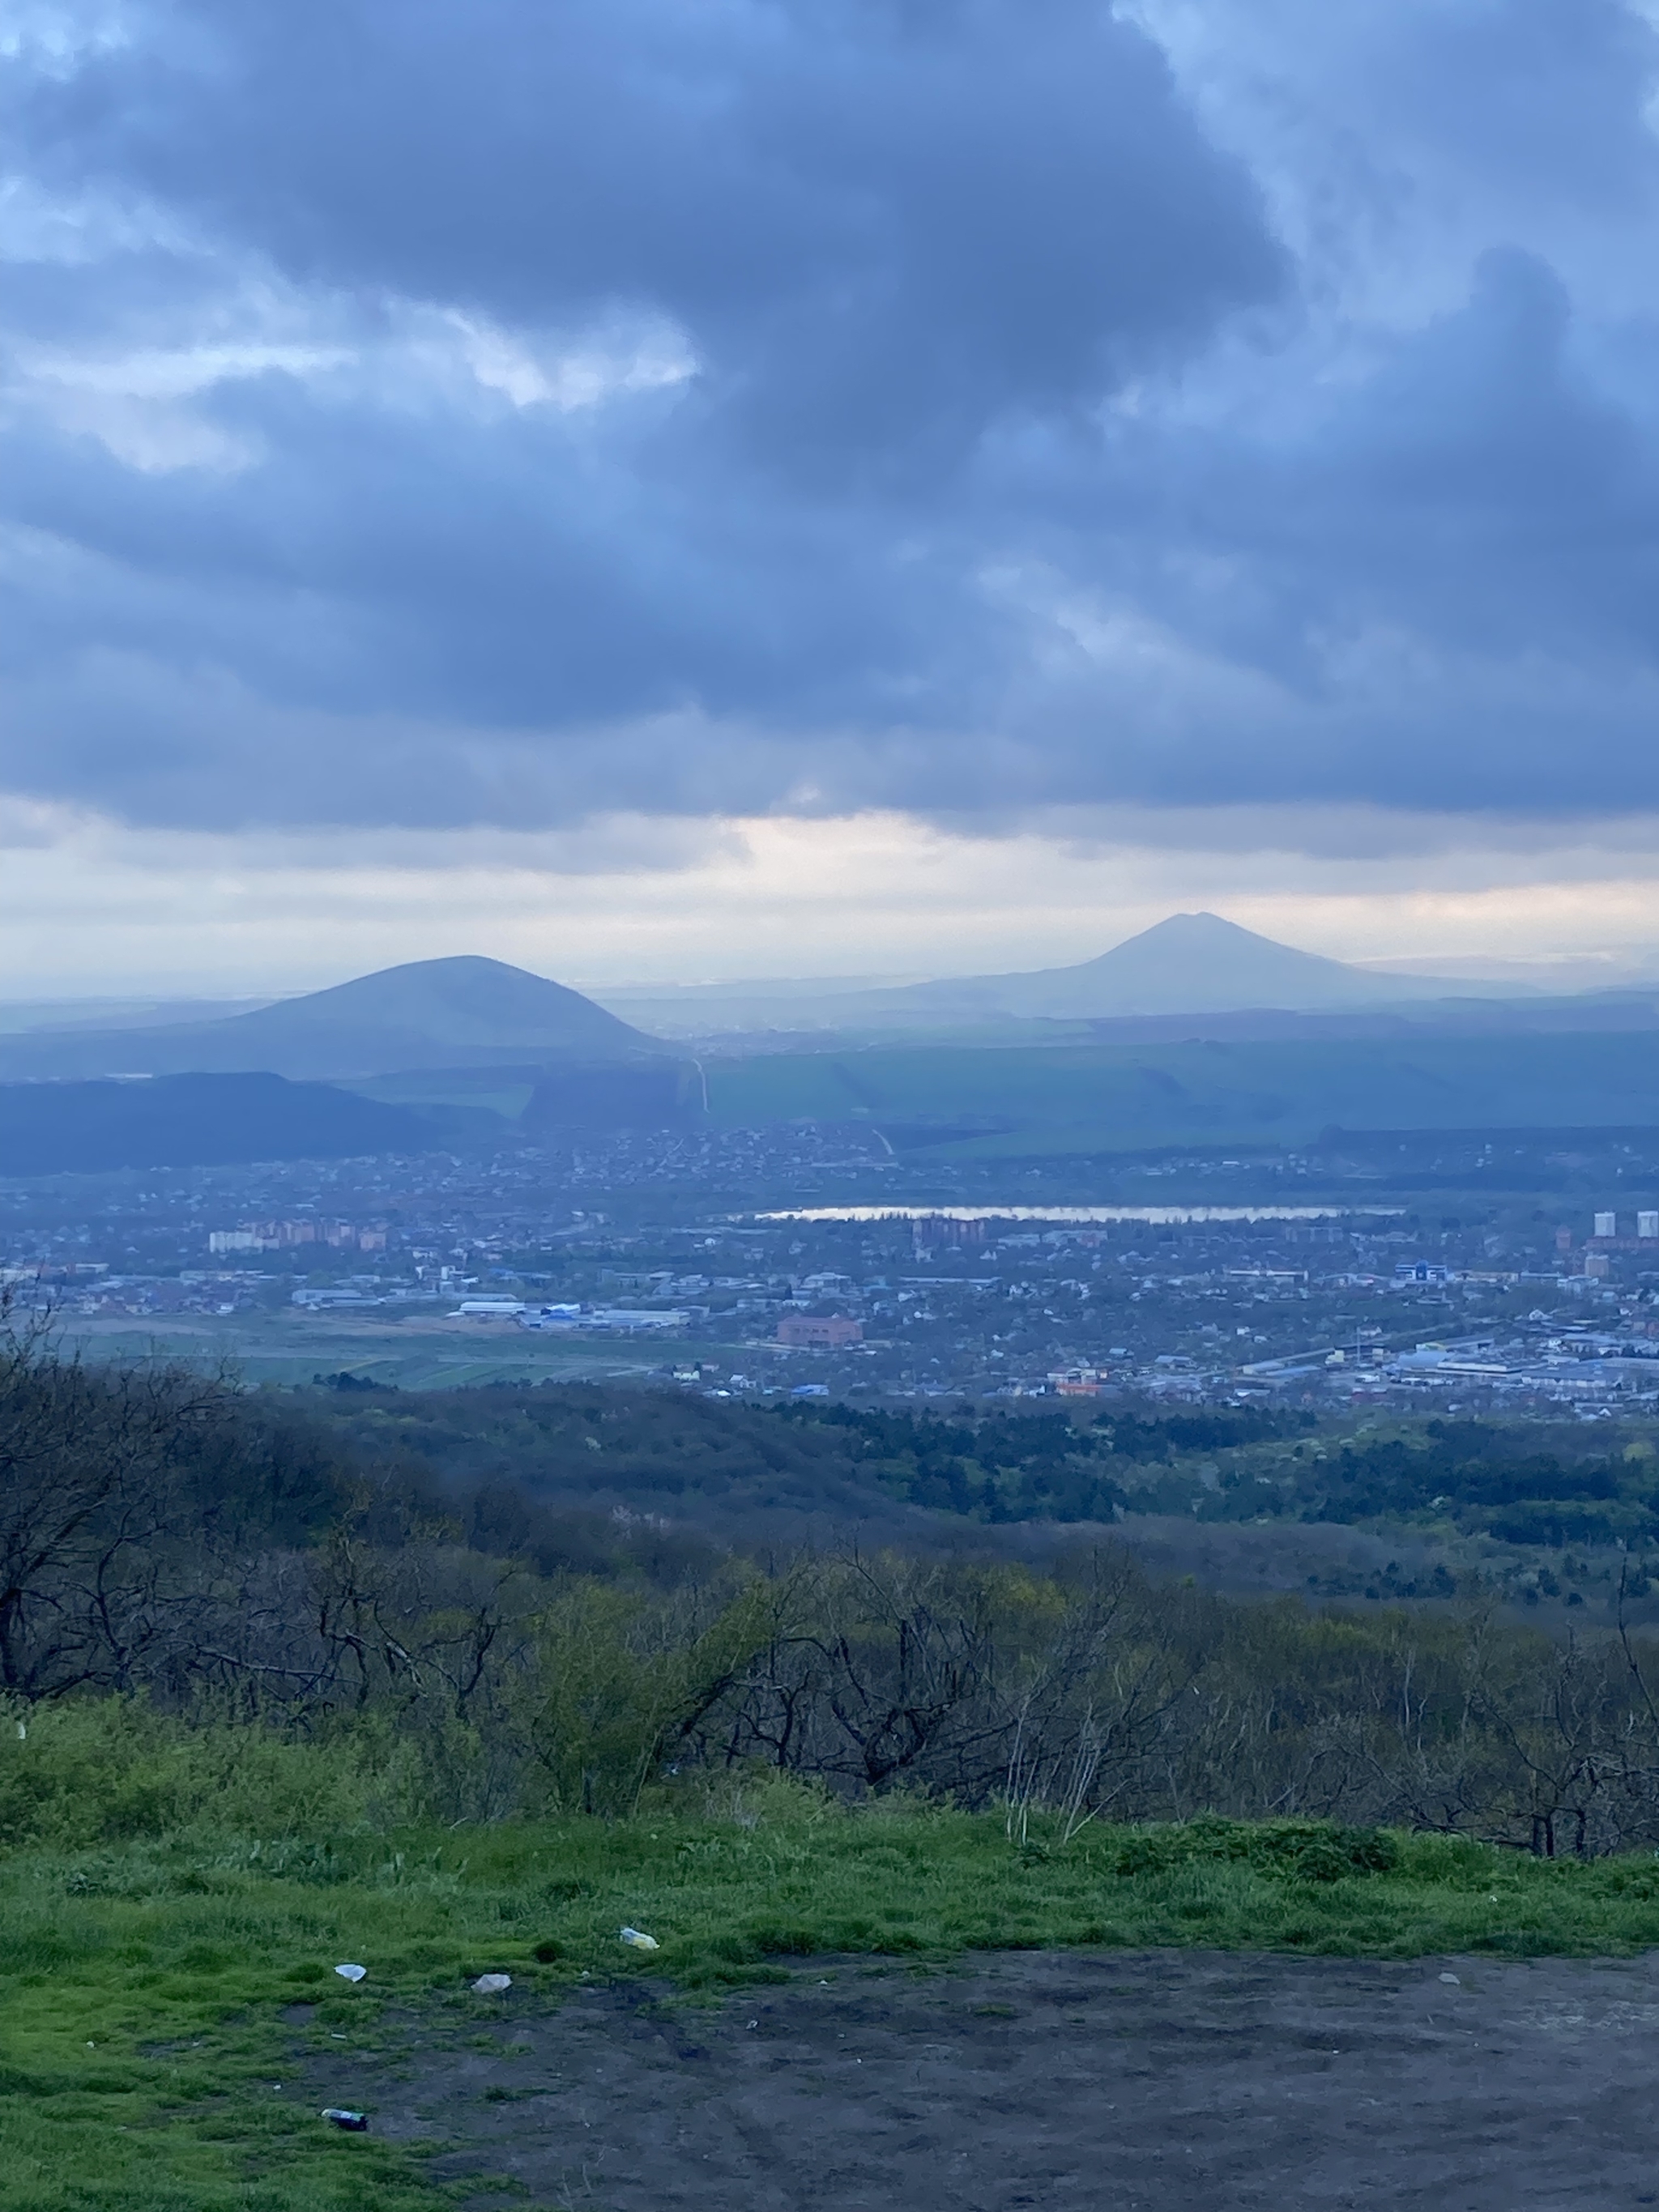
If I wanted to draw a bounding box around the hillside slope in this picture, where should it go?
[705,1027,1659,1154]
[0,958,666,1082]
[0,1072,455,1175]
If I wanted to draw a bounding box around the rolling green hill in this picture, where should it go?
[0,958,665,1084]
[704,1028,1659,1155]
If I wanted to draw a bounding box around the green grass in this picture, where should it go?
[10,1801,1659,2209]
[704,1030,1659,1155]
[51,1317,714,1392]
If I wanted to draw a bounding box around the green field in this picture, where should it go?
[53,1312,746,1390]
[705,1029,1659,1154]
[12,1769,1659,2210]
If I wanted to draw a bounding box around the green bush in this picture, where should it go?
[0,1698,420,1849]
[1112,1814,1400,1883]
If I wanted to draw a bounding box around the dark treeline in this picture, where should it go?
[10,1316,1659,1859]
[1294,1421,1659,1549]
[771,1399,1313,1520]
[306,1379,1314,1526]
[303,1380,1659,1539]
[302,1381,1659,1545]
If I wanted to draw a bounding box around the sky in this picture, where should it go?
[6,0,1659,994]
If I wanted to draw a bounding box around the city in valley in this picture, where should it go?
[12,1125,1659,1417]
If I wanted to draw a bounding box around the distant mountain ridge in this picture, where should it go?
[870,913,1457,1019]
[0,957,666,1084]
[595,913,1530,1035]
[0,923,1574,1103]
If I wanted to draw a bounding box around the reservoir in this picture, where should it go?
[753,1204,1402,1225]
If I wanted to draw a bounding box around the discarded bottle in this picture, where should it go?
[321,2108,369,2131]
[335,1963,368,1983]
[471,1973,512,1994]
[619,1927,659,1951]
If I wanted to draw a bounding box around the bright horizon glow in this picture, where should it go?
[5,803,1659,1000]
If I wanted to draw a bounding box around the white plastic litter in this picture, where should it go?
[471,1973,512,1994]
[335,1963,368,1983]
[1439,1971,1461,1986]
[619,1927,659,1951]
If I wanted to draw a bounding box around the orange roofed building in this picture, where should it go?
[775,1314,864,1349]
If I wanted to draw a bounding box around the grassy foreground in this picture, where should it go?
[9,1796,1659,2212]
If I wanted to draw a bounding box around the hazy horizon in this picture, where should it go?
[9,910,1659,1016]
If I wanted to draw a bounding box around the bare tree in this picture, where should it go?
[0,1306,231,1694]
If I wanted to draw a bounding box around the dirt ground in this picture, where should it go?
[302,1948,1659,2210]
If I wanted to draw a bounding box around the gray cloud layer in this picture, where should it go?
[6,0,1659,831]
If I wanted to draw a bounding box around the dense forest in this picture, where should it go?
[304,1375,1659,1550]
[301,1376,1314,1528]
[9,1314,1659,1860]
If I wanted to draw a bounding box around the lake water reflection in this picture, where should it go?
[753,1205,1401,1225]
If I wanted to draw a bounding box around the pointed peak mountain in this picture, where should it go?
[1103,911,1307,950]
[1074,909,1345,963]
[1060,912,1373,1004]
[855,911,1478,1021]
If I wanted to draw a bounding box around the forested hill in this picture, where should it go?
[0,1072,453,1174]
[302,1381,1311,1532]
[301,1382,1659,1557]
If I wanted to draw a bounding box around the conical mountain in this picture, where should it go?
[1016,912,1416,1016]
[790,914,1491,1023]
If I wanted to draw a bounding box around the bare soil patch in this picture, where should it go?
[302,1947,1659,2209]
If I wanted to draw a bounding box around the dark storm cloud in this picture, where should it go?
[32,0,1277,472]
[1018,245,1659,781]
[5,0,1659,829]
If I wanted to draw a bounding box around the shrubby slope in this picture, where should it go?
[6,1322,1659,1854]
